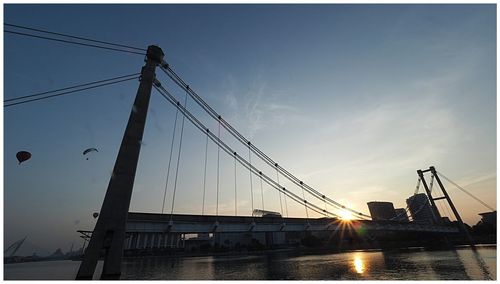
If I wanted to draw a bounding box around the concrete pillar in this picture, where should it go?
[124,236,131,250]
[76,46,164,280]
[130,233,137,249]
[154,233,159,248]
[146,233,152,248]
[137,233,143,249]
[161,233,166,248]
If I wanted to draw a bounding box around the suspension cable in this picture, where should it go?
[161,101,180,214]
[5,23,146,51]
[283,187,290,217]
[6,24,372,218]
[169,89,189,220]
[435,175,454,219]
[153,83,340,219]
[275,165,284,217]
[216,118,221,217]
[201,129,209,215]
[159,65,370,219]
[279,174,289,218]
[4,75,139,107]
[153,83,338,218]
[248,144,254,215]
[5,30,145,56]
[5,73,140,103]
[259,171,265,211]
[437,171,495,211]
[300,181,309,220]
[234,152,238,216]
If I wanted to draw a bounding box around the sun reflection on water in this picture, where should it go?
[353,255,365,274]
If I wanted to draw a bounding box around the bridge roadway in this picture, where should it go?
[126,212,459,234]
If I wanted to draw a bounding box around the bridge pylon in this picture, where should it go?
[418,166,475,248]
[76,45,164,280]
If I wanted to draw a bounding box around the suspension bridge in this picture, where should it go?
[4,24,495,280]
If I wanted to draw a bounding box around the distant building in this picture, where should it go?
[252,209,282,218]
[367,201,397,221]
[394,208,409,222]
[406,193,438,224]
[478,211,496,226]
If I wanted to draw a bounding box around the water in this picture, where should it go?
[4,245,496,280]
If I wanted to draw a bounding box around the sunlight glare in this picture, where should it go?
[339,209,354,221]
[354,256,365,274]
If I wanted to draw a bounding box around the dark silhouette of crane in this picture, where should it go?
[5,236,27,257]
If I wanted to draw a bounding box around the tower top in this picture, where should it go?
[146,45,164,64]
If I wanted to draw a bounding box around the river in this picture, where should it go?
[4,245,496,280]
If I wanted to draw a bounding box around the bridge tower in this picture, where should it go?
[417,169,441,224]
[76,45,164,280]
[418,166,475,248]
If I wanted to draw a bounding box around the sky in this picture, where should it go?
[3,4,497,255]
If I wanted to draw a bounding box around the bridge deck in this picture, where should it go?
[126,212,459,234]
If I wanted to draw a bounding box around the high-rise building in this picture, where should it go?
[478,211,496,226]
[394,208,409,222]
[367,201,397,221]
[406,193,438,224]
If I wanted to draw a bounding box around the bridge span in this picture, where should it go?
[126,212,459,234]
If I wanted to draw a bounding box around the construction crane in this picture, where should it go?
[5,236,27,257]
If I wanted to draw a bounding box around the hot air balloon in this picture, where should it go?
[92,212,99,219]
[83,148,98,160]
[16,151,31,164]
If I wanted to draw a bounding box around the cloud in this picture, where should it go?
[280,69,474,214]
[302,95,459,181]
[222,74,304,138]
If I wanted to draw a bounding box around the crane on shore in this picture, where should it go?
[5,236,27,257]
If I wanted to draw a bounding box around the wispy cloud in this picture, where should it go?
[222,74,305,138]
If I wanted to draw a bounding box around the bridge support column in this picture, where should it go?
[76,45,164,280]
[430,166,475,248]
[417,169,441,224]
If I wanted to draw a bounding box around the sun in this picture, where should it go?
[339,209,354,221]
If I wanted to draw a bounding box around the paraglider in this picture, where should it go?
[92,212,99,219]
[16,151,31,164]
[83,148,98,160]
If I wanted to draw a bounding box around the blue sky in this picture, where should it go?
[4,4,496,255]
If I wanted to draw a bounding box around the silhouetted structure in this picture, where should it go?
[472,211,496,237]
[394,208,409,222]
[478,211,496,226]
[406,193,435,224]
[96,212,460,255]
[440,217,452,224]
[367,201,397,221]
[252,209,282,217]
[76,45,164,280]
[49,248,64,258]
[4,236,27,257]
